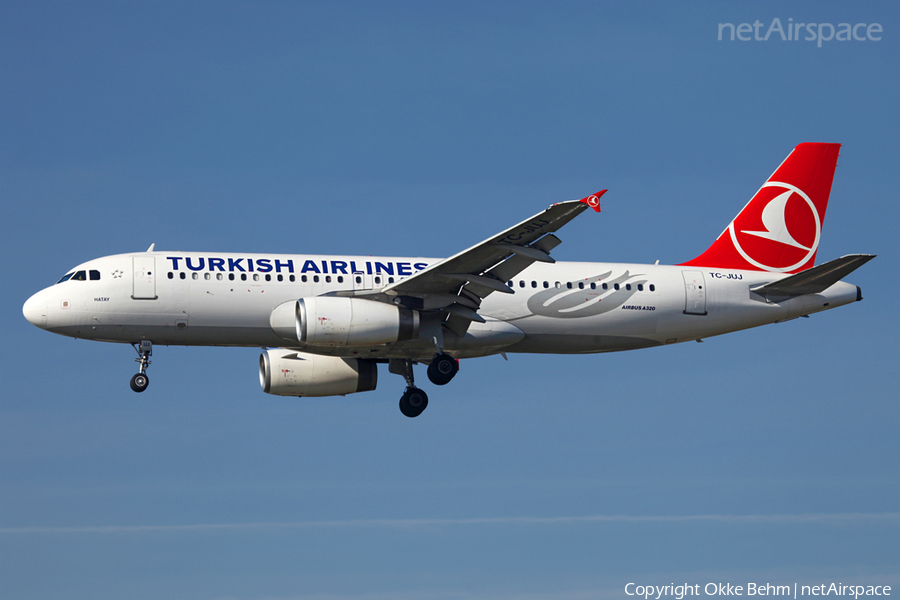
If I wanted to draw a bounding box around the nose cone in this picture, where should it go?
[23,290,48,329]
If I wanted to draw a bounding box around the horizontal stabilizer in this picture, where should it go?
[751,254,875,297]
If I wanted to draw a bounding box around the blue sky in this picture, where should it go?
[1,2,897,599]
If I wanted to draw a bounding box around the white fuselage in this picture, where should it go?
[23,251,861,360]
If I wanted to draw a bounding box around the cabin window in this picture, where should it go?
[313,275,319,283]
[578,282,584,289]
[204,273,211,281]
[217,273,223,281]
[590,283,596,290]
[614,283,620,290]
[289,275,295,282]
[625,284,631,291]
[337,276,343,283]
[508,281,513,287]
[375,277,381,285]
[602,283,608,290]
[167,272,174,279]
[566,282,573,289]
[278,274,284,282]
[637,284,643,291]
[228,273,235,281]
[649,284,655,292]
[543,281,549,288]
[356,276,362,284]
[519,280,525,288]
[193,273,199,280]
[265,274,271,282]
[531,281,537,288]
[240,273,247,281]
[180,272,186,280]
[253,274,259,281]
[389,277,395,283]
[326,276,332,283]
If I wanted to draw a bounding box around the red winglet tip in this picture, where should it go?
[579,189,606,212]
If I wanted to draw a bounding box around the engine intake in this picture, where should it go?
[259,349,377,397]
[297,297,419,347]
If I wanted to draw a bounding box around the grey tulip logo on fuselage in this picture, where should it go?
[521,270,648,319]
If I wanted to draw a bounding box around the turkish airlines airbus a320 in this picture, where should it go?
[23,143,873,417]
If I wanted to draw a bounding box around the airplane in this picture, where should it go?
[22,143,874,417]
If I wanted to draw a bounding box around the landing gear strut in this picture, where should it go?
[130,340,152,393]
[427,353,458,386]
[390,359,428,418]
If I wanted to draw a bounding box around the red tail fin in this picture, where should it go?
[681,143,841,274]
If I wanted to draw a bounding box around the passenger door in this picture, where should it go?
[132,257,157,300]
[682,270,707,315]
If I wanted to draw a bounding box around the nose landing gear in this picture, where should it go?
[130,340,152,393]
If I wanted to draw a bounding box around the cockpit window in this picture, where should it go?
[70,271,87,281]
[57,272,74,284]
[90,270,101,280]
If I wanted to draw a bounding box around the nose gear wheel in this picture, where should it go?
[130,373,149,392]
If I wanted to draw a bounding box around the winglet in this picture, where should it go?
[579,190,606,213]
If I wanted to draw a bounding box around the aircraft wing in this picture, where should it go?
[378,191,605,329]
[751,254,876,298]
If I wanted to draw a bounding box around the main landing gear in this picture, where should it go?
[390,358,430,418]
[390,353,459,418]
[391,359,427,418]
[130,340,152,393]
[399,387,428,419]
[427,353,459,386]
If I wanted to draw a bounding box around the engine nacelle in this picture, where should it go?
[259,349,377,397]
[297,297,419,347]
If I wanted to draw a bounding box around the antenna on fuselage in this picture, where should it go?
[146,243,155,252]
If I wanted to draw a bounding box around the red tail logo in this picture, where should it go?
[682,143,840,273]
[579,189,606,212]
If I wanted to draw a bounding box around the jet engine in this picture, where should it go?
[259,349,378,397]
[296,297,419,346]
